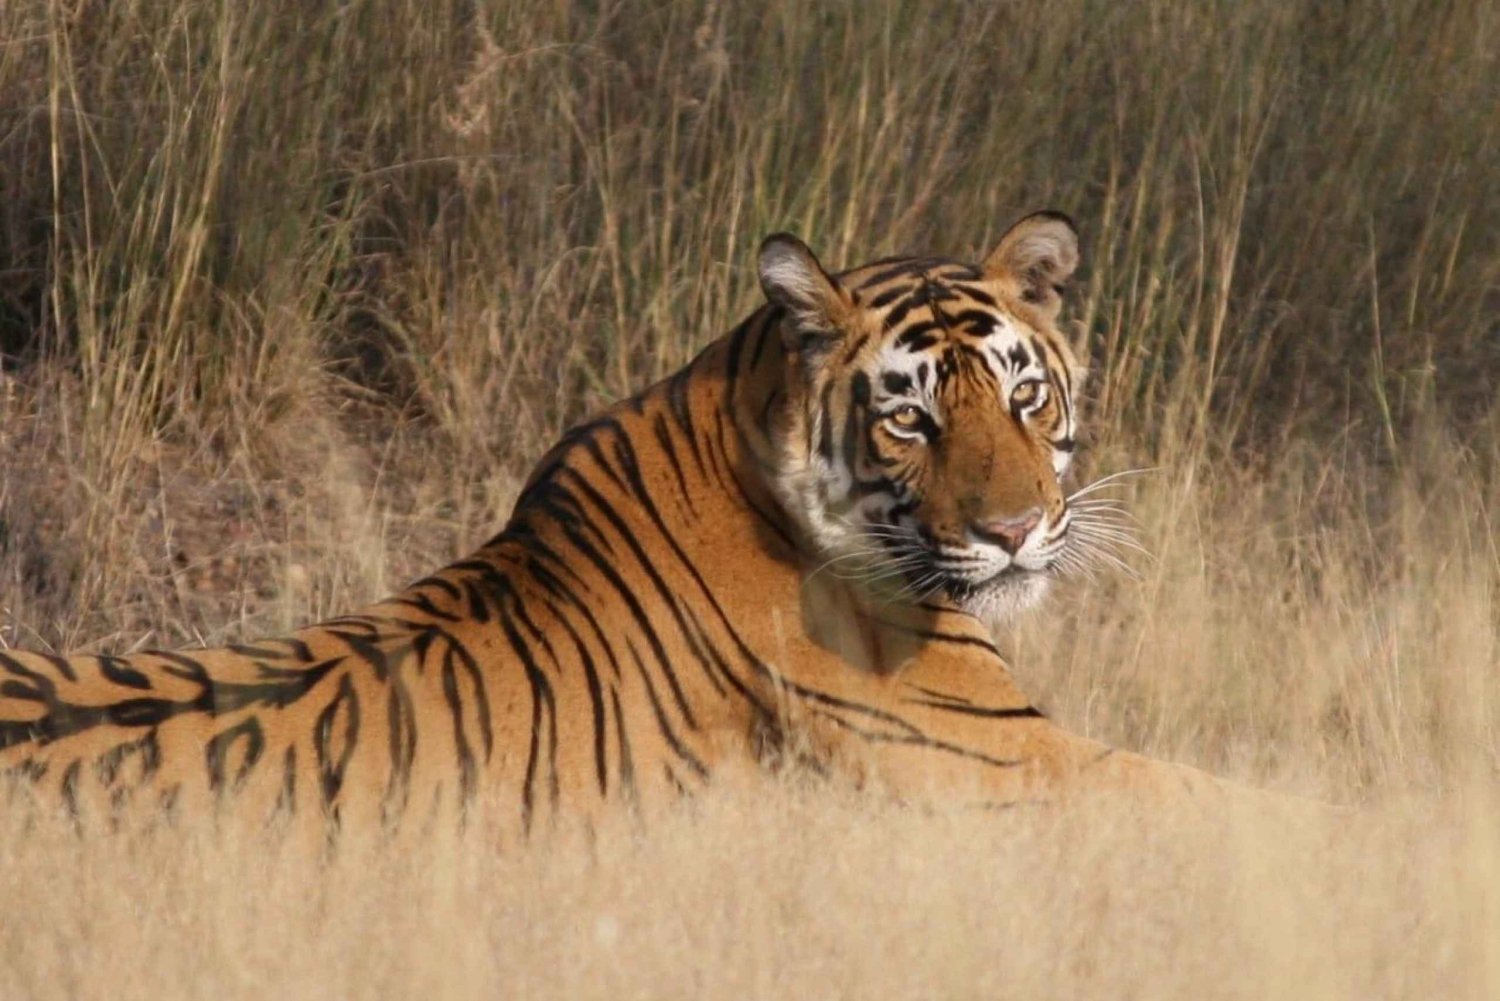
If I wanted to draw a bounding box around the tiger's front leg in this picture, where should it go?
[811,709,1237,812]
[759,602,1261,816]
[796,682,1233,814]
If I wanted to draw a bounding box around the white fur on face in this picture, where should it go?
[965,574,1052,632]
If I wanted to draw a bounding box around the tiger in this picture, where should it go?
[0,210,1236,837]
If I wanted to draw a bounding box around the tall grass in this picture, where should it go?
[0,0,1496,996]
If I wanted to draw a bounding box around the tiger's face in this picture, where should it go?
[759,212,1087,631]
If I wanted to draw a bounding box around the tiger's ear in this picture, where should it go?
[758,233,854,355]
[982,211,1080,320]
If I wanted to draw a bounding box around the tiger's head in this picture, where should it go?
[759,212,1090,632]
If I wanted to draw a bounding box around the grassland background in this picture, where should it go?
[0,0,1497,997]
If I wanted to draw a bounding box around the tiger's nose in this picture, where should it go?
[972,507,1043,554]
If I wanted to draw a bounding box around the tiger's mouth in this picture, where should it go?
[838,526,1054,612]
[939,563,1040,600]
[932,559,1056,629]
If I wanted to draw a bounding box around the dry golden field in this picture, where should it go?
[1,0,1497,997]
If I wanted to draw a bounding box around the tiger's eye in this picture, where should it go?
[1011,380,1045,408]
[888,405,923,429]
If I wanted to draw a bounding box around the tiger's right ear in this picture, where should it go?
[758,233,854,355]
[982,211,1080,320]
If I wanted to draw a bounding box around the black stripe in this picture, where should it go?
[439,638,482,810]
[462,579,493,623]
[623,639,709,780]
[884,296,925,330]
[903,699,1045,720]
[868,286,909,309]
[314,673,360,811]
[856,259,943,288]
[881,372,913,394]
[330,628,398,682]
[949,283,998,307]
[413,575,463,603]
[227,639,315,663]
[94,728,161,801]
[723,315,753,379]
[905,683,974,705]
[521,539,625,687]
[662,762,690,796]
[0,652,57,701]
[748,310,779,370]
[60,759,81,823]
[544,602,610,796]
[838,331,870,364]
[510,597,564,814]
[389,591,461,622]
[840,378,862,472]
[948,308,999,335]
[715,412,800,554]
[446,634,494,759]
[383,671,417,821]
[278,746,298,815]
[666,366,708,475]
[0,680,41,701]
[703,409,737,494]
[816,382,837,461]
[652,413,697,516]
[27,653,77,683]
[896,326,940,352]
[672,595,731,699]
[98,656,151,691]
[608,686,635,799]
[810,709,1027,770]
[205,717,265,791]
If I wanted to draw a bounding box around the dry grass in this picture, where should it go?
[3,784,1496,1000]
[1,0,1498,996]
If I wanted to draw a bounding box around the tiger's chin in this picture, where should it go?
[951,571,1052,636]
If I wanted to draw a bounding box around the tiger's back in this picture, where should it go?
[1,342,801,834]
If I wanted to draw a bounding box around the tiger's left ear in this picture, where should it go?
[982,211,1080,320]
